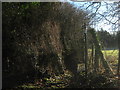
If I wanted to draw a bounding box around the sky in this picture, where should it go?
[68,1,119,33]
[60,0,120,1]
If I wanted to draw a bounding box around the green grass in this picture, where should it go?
[18,84,44,89]
[17,70,72,89]
[88,49,119,74]
[102,49,118,64]
[102,49,119,74]
[102,50,118,57]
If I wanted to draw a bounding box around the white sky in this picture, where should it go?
[69,1,119,33]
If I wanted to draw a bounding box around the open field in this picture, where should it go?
[102,50,119,74]
[102,50,118,57]
[78,49,119,74]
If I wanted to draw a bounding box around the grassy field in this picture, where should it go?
[78,49,119,74]
[102,49,119,74]
[102,50,118,57]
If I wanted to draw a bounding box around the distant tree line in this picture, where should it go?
[87,28,119,50]
[96,29,118,49]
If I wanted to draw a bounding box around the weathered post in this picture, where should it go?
[117,31,120,81]
[83,23,88,78]
[117,4,120,88]
[89,28,114,75]
[91,43,94,72]
[94,45,99,73]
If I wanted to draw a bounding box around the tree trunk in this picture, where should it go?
[117,32,120,79]
[94,48,99,73]
[91,44,94,72]
[84,32,88,77]
[89,28,114,75]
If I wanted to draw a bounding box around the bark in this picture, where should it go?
[89,28,114,75]
[84,32,88,77]
[91,44,94,72]
[117,32,120,78]
[94,48,99,73]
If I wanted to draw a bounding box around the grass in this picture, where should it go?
[16,70,72,89]
[102,49,119,74]
[15,49,119,89]
[102,50,118,57]
[88,49,119,74]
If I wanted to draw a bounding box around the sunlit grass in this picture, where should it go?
[102,50,118,57]
[88,49,119,74]
[17,70,72,89]
[19,84,42,88]
[102,49,118,74]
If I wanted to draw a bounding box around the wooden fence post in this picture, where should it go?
[117,31,120,79]
[84,32,88,78]
[94,47,100,73]
[89,28,114,75]
[91,43,94,72]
